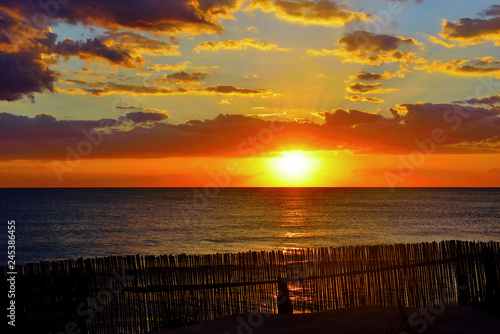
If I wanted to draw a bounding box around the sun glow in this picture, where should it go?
[278,155,309,176]
[270,151,318,185]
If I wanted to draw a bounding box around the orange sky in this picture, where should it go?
[2,153,500,187]
[1,0,500,187]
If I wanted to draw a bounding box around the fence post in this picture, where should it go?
[457,274,470,306]
[277,277,293,314]
[483,247,499,308]
[455,242,470,306]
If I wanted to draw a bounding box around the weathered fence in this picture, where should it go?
[2,240,499,333]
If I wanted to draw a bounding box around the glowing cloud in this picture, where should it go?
[195,38,291,52]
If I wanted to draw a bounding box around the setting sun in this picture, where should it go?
[278,154,309,176]
[270,151,318,185]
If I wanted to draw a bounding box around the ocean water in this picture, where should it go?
[0,188,499,264]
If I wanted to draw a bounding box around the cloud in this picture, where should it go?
[61,79,106,87]
[338,30,419,52]
[0,112,115,142]
[123,111,169,123]
[204,85,273,95]
[147,61,191,72]
[0,48,57,102]
[454,95,500,106]
[245,0,370,27]
[30,31,143,69]
[2,103,500,161]
[63,82,277,97]
[319,109,385,126]
[307,30,425,65]
[345,95,384,103]
[397,102,500,133]
[51,36,139,69]
[346,82,397,94]
[415,57,500,76]
[481,5,500,17]
[348,71,404,81]
[440,5,500,45]
[0,0,242,34]
[150,71,207,85]
[427,35,460,48]
[101,32,180,57]
[115,105,168,113]
[0,9,173,101]
[0,9,46,53]
[350,72,383,81]
[194,38,291,52]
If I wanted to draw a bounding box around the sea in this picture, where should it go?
[1,188,499,265]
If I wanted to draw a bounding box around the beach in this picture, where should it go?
[156,306,500,334]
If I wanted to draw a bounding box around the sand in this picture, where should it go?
[152,306,500,334]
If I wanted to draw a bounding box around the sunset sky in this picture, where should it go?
[1,0,500,187]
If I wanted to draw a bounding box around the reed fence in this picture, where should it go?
[2,240,499,333]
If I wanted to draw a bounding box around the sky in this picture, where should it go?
[0,0,500,187]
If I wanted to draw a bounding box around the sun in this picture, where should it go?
[270,151,317,185]
[278,155,309,176]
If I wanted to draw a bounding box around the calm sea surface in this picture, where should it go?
[1,188,499,264]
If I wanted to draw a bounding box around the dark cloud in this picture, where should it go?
[320,109,384,126]
[441,5,500,45]
[0,23,145,100]
[204,85,268,95]
[151,71,207,85]
[346,82,397,94]
[123,112,169,123]
[0,112,114,141]
[1,104,500,161]
[455,95,500,106]
[0,10,57,102]
[338,30,418,52]
[115,106,167,113]
[51,37,138,68]
[246,0,370,27]
[101,31,179,57]
[73,83,275,97]
[0,0,240,34]
[415,57,500,76]
[0,48,57,102]
[0,9,45,53]
[309,29,423,65]
[352,71,383,80]
[62,79,106,87]
[398,103,500,144]
[345,95,384,103]
[481,5,500,17]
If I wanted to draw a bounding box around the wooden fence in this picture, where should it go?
[2,240,499,333]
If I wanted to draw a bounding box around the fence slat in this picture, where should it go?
[3,241,500,333]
